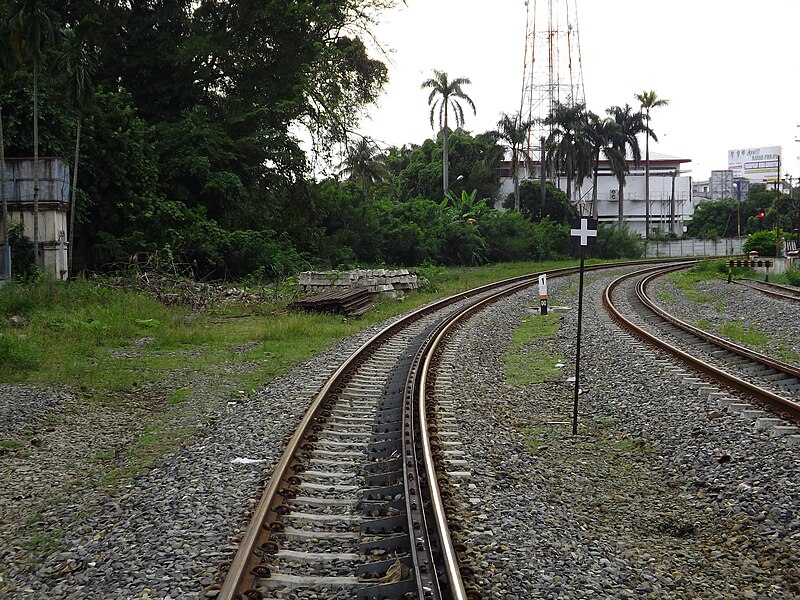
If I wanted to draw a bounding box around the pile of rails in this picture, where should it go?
[292,286,376,317]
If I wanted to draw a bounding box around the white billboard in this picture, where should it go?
[728,146,781,184]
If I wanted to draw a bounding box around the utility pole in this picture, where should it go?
[776,156,782,259]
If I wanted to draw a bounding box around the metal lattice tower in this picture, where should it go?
[519,0,586,162]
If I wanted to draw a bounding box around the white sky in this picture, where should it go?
[358,0,800,182]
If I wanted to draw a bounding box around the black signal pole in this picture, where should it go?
[570,218,597,435]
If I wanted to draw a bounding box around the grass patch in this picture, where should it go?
[719,320,770,347]
[0,438,23,449]
[695,319,712,330]
[504,312,564,386]
[718,321,800,362]
[668,260,727,304]
[18,530,64,556]
[504,351,563,385]
[167,387,190,406]
[24,513,44,525]
[509,314,560,349]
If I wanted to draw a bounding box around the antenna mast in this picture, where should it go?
[520,0,586,171]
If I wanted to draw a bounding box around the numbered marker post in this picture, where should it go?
[538,274,548,315]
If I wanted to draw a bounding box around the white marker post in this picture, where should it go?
[569,218,597,435]
[538,274,548,315]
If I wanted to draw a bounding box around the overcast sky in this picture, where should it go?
[358,0,800,182]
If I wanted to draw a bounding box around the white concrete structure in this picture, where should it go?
[499,151,693,237]
[1,157,70,280]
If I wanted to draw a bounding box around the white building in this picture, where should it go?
[499,151,693,237]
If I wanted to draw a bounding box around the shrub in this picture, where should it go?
[742,230,778,257]
[593,224,645,259]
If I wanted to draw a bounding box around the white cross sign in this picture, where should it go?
[570,218,597,246]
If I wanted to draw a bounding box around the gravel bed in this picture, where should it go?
[439,269,800,599]
[3,269,799,599]
[0,316,401,599]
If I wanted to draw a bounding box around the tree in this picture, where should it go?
[7,0,62,265]
[544,102,591,207]
[393,131,502,203]
[495,111,533,211]
[421,69,476,197]
[505,179,577,225]
[338,137,387,193]
[685,200,738,239]
[606,104,645,228]
[0,19,11,273]
[584,112,623,219]
[635,90,669,238]
[58,18,98,275]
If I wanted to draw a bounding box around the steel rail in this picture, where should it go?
[603,264,800,424]
[217,273,550,598]
[218,258,689,598]
[639,269,800,380]
[733,278,800,302]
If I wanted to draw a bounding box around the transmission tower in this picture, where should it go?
[519,0,586,165]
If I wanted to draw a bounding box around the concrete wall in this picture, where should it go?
[1,157,70,280]
[644,238,744,258]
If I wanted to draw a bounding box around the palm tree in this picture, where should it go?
[635,90,669,237]
[606,104,645,228]
[421,70,476,197]
[337,137,387,192]
[8,0,62,266]
[544,102,591,206]
[496,111,533,211]
[584,112,624,219]
[59,19,98,275]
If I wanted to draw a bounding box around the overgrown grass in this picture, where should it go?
[504,312,564,385]
[0,263,572,389]
[668,260,726,303]
[0,261,576,491]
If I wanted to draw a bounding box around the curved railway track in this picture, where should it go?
[213,257,799,600]
[604,263,800,425]
[214,260,688,600]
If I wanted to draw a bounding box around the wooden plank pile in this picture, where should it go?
[292,287,377,317]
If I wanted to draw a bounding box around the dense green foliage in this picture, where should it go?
[686,184,800,247]
[742,230,778,257]
[0,1,652,279]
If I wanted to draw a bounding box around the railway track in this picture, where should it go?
[604,263,800,425]
[213,268,575,599]
[733,277,800,302]
[214,257,798,600]
[214,259,694,600]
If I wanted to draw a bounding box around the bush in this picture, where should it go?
[8,221,37,281]
[482,211,540,262]
[742,230,778,257]
[593,224,645,259]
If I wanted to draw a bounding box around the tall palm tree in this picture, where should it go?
[337,136,387,192]
[544,102,591,206]
[421,70,476,197]
[8,0,62,266]
[59,19,98,275]
[584,112,624,219]
[496,111,533,211]
[606,104,645,228]
[635,90,669,237]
